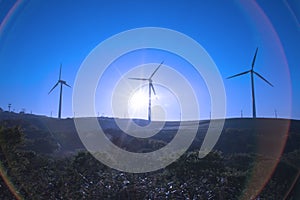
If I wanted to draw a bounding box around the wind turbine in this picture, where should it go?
[227,48,273,118]
[274,109,278,119]
[128,61,164,122]
[48,64,71,119]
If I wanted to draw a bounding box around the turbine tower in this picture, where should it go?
[48,64,71,119]
[129,61,164,122]
[227,48,273,118]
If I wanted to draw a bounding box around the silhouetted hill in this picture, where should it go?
[0,112,299,156]
[1,112,300,199]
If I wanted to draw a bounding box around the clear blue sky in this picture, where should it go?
[0,0,299,120]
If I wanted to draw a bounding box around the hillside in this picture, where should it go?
[0,111,300,199]
[0,111,299,156]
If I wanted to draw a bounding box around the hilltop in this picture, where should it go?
[0,111,299,156]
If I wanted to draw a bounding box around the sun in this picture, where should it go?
[129,89,149,110]
[127,84,181,121]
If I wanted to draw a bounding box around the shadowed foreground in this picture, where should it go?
[0,112,299,199]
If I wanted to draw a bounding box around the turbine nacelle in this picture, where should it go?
[60,80,71,87]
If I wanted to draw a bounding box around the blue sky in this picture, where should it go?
[0,0,299,120]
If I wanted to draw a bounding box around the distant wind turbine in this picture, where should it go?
[129,61,164,122]
[48,64,71,119]
[227,48,273,118]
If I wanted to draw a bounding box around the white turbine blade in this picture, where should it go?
[128,77,148,81]
[150,83,156,95]
[227,70,250,79]
[251,48,258,69]
[254,71,273,87]
[149,61,164,79]
[48,82,59,94]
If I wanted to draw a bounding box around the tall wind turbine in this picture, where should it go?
[227,48,273,118]
[129,61,164,122]
[48,64,71,119]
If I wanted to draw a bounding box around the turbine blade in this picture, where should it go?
[149,61,164,79]
[227,70,250,79]
[128,78,148,81]
[254,71,273,87]
[150,83,156,95]
[59,64,62,80]
[63,82,71,88]
[48,82,59,94]
[251,48,258,69]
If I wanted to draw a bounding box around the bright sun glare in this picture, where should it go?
[127,85,165,120]
[129,89,149,110]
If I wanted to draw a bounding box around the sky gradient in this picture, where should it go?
[0,0,299,120]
